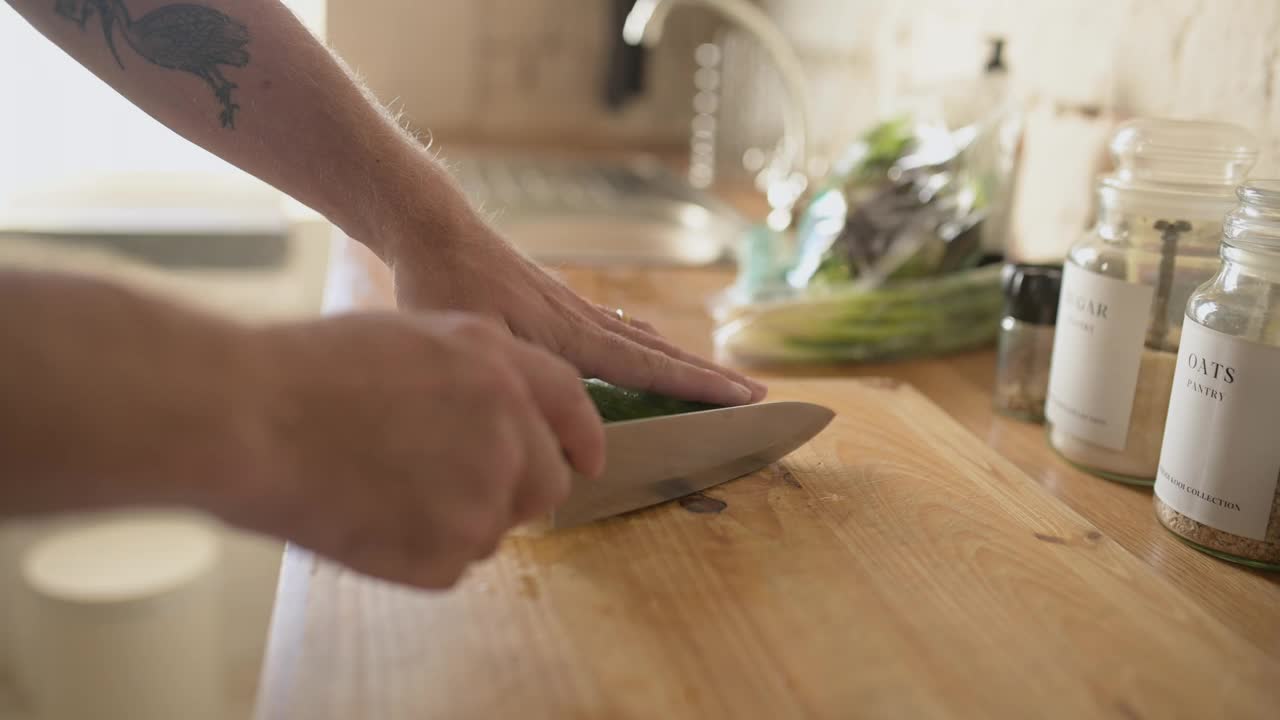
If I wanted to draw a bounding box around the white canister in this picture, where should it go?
[18,514,223,720]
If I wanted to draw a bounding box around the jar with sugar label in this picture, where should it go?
[1044,119,1259,485]
[1155,180,1280,569]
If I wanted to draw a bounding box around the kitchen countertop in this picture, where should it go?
[254,235,1280,719]
[253,168,1280,716]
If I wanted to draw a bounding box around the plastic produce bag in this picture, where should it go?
[712,77,1019,366]
[787,115,988,291]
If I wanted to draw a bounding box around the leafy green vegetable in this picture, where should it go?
[846,115,916,186]
[581,379,721,423]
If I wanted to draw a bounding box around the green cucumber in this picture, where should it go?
[582,378,721,423]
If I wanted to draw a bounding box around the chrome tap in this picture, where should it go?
[624,0,811,229]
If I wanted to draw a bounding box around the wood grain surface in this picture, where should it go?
[254,238,1280,720]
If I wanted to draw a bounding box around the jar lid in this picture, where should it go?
[1002,262,1062,325]
[1236,179,1280,209]
[1107,118,1259,189]
[1225,179,1280,249]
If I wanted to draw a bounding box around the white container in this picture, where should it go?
[18,515,223,720]
[1,514,92,701]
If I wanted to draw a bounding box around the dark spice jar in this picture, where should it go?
[994,263,1061,422]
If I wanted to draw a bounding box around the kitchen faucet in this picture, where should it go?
[623,0,812,229]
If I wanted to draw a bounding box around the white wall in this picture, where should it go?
[742,0,1280,260]
[325,0,717,147]
[0,3,249,208]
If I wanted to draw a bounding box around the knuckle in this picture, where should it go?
[488,364,530,403]
[547,468,573,506]
[557,322,590,359]
[534,352,582,399]
[452,314,505,344]
[477,427,524,495]
[599,331,636,366]
[531,462,573,512]
[547,352,582,384]
[459,362,525,412]
[492,421,525,471]
[639,348,671,384]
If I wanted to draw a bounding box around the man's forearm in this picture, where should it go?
[0,270,272,516]
[6,0,473,260]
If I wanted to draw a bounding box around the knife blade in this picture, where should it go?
[549,401,835,529]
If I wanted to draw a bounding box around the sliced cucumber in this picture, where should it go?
[582,378,721,423]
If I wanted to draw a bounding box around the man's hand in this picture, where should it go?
[390,214,768,409]
[0,270,603,590]
[227,311,605,589]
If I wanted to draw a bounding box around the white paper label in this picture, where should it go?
[1045,264,1156,450]
[1155,321,1280,540]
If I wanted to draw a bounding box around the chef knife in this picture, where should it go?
[550,401,835,529]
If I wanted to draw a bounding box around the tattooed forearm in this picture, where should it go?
[53,0,251,128]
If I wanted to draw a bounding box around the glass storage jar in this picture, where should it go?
[1044,119,1259,485]
[1154,180,1280,570]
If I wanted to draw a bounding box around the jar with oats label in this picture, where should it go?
[1045,119,1259,485]
[1155,180,1280,569]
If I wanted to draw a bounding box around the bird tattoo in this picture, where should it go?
[55,0,251,129]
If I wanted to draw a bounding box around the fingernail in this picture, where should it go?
[731,382,753,403]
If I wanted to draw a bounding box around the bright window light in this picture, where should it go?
[0,1,327,231]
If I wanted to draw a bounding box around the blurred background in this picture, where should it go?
[1,1,1278,718]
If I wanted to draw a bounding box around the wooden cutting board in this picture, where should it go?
[255,378,1280,720]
